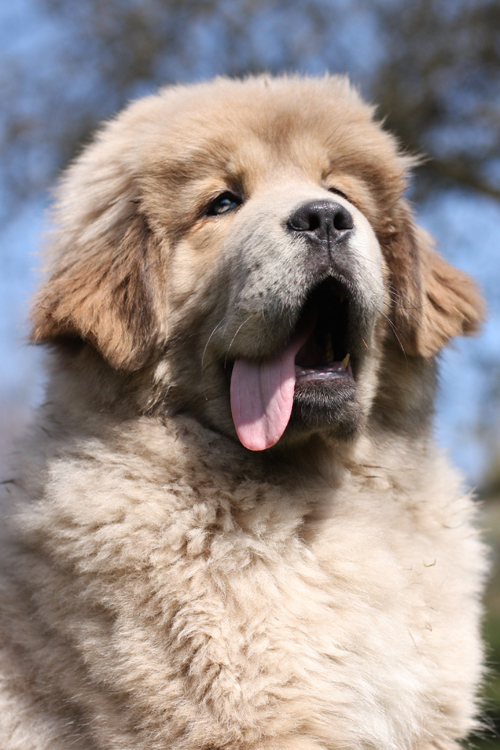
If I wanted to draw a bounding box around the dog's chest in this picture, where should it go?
[129,473,480,749]
[17,429,482,749]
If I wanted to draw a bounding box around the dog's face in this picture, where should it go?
[31,76,484,450]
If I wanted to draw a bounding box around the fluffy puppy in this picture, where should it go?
[0,75,487,750]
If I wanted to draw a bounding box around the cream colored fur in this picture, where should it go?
[0,75,487,750]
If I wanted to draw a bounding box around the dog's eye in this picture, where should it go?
[328,187,350,203]
[206,192,242,216]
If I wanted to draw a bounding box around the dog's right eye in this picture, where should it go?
[206,192,242,216]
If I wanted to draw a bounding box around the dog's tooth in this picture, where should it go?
[342,353,350,370]
[325,333,334,362]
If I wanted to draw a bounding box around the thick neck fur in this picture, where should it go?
[0,344,485,750]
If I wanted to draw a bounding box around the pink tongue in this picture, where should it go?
[230,321,314,451]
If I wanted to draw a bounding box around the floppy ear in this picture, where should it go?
[385,204,485,357]
[413,229,485,356]
[31,206,166,372]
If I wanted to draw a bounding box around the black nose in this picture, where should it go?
[287,200,354,243]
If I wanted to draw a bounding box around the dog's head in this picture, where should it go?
[32,76,484,450]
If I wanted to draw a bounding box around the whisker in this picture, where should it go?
[386,285,423,314]
[224,313,258,369]
[385,291,422,328]
[202,318,226,374]
[379,310,408,367]
[201,317,227,400]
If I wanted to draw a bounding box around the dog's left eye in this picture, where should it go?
[328,187,350,203]
[206,192,242,216]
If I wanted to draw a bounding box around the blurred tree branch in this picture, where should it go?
[1,0,499,227]
[370,0,500,199]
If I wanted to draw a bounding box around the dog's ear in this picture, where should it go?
[31,183,166,371]
[414,228,485,356]
[385,203,485,357]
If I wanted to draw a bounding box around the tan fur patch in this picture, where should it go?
[383,217,485,357]
[32,213,166,371]
[416,231,485,356]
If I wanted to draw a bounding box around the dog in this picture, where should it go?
[0,75,487,750]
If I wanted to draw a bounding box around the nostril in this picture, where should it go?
[288,206,320,232]
[333,206,354,232]
[308,214,321,232]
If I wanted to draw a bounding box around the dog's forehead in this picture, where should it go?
[133,78,398,189]
[142,112,332,185]
[160,136,331,195]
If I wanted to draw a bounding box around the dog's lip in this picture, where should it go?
[295,359,353,383]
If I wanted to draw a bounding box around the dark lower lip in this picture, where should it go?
[295,362,354,384]
[289,369,361,439]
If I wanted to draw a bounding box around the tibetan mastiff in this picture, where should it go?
[0,75,487,750]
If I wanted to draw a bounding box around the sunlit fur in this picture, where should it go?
[0,75,487,750]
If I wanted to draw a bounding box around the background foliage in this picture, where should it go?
[1,1,500,745]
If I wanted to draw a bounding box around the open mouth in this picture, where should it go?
[294,278,353,384]
[230,277,359,452]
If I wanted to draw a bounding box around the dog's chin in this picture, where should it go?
[286,377,362,441]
